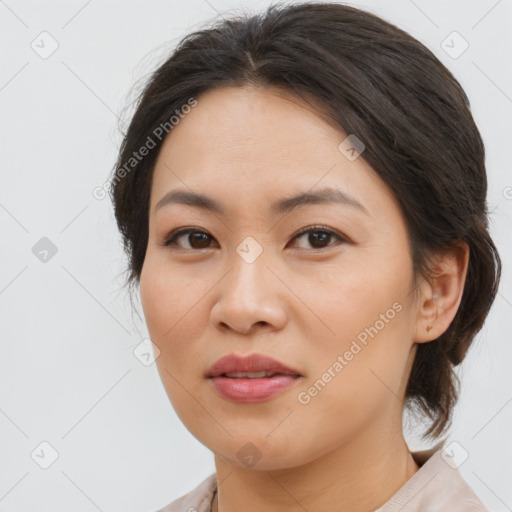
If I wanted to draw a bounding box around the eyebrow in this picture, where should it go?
[154,186,370,216]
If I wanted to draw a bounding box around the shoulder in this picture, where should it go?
[376,445,489,511]
[155,473,217,512]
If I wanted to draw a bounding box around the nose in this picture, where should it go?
[209,248,288,335]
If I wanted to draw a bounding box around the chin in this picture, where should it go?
[207,433,311,471]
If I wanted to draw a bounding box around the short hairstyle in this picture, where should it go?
[109,1,501,439]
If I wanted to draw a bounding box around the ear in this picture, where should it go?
[414,240,470,344]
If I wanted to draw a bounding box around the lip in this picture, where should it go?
[206,353,303,403]
[206,353,302,378]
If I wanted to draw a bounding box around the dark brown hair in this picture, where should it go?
[109,1,501,439]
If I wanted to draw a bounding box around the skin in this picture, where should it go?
[139,85,469,512]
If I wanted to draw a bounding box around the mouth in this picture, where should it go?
[218,371,296,379]
[206,354,303,403]
[206,353,302,379]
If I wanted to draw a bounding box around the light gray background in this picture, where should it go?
[1,0,511,511]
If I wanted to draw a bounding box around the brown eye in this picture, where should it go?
[290,226,346,250]
[161,225,347,252]
[164,228,216,250]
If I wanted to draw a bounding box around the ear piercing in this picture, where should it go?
[426,324,433,333]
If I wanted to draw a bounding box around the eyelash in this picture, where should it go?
[160,225,348,251]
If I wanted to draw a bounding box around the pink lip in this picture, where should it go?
[209,375,301,403]
[206,353,301,377]
[206,353,303,403]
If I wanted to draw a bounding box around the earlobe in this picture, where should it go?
[414,241,470,344]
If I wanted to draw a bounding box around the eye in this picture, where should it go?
[162,228,217,250]
[289,225,347,250]
[160,225,347,251]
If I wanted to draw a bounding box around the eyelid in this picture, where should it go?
[161,227,214,249]
[288,224,348,250]
[160,224,348,250]
[291,224,346,240]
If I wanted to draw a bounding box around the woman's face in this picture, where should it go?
[140,85,425,470]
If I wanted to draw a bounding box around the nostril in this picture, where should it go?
[217,320,269,333]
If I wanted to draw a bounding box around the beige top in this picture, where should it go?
[156,446,488,512]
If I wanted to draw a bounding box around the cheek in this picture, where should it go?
[140,257,187,361]
[140,252,192,330]
[140,259,208,417]
[301,249,415,400]
[139,256,211,367]
[314,254,411,341]
[140,261,174,339]
[291,299,413,461]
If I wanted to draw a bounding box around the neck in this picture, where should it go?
[212,426,419,512]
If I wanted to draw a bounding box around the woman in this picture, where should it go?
[109,2,501,511]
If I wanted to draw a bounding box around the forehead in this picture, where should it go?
[149,85,395,219]
[159,85,339,166]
